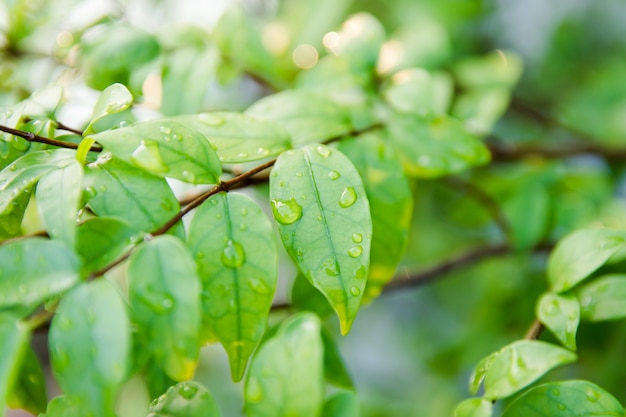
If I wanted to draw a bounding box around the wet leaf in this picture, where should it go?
[128,236,201,381]
[453,398,493,417]
[147,381,221,417]
[269,145,372,334]
[187,192,277,381]
[0,313,29,417]
[6,346,47,415]
[536,292,580,350]
[577,274,626,321]
[85,83,133,135]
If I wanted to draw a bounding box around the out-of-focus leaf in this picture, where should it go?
[469,351,499,396]
[547,228,626,293]
[503,180,550,250]
[577,274,626,321]
[84,83,133,135]
[128,236,201,381]
[383,68,452,116]
[246,90,353,147]
[330,13,385,69]
[0,313,29,417]
[386,113,490,178]
[322,391,359,417]
[453,50,523,89]
[269,145,372,334]
[291,272,334,317]
[453,398,493,417]
[321,328,354,390]
[172,112,291,163]
[39,395,84,417]
[536,292,580,351]
[187,192,277,381]
[502,380,624,417]
[0,238,80,308]
[49,280,130,417]
[6,346,47,415]
[83,155,180,232]
[339,134,412,302]
[244,313,324,417]
[89,120,221,184]
[36,161,83,248]
[452,88,511,136]
[147,381,221,417]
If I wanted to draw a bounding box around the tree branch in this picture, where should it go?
[0,124,102,152]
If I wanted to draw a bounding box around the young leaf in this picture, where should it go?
[321,328,354,390]
[0,238,80,308]
[0,149,76,214]
[547,228,626,293]
[536,292,580,350]
[6,346,47,415]
[36,161,84,248]
[386,113,490,178]
[269,145,372,334]
[245,313,324,417]
[0,313,29,417]
[338,134,413,302]
[469,352,500,396]
[172,112,291,163]
[501,380,624,417]
[186,192,277,381]
[83,156,180,232]
[453,398,493,417]
[49,280,131,417]
[89,120,222,184]
[322,391,359,417]
[576,274,626,321]
[482,340,577,400]
[246,91,353,147]
[148,381,221,417]
[128,236,201,381]
[39,395,87,417]
[84,83,133,135]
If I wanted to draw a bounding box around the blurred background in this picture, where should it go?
[3,0,626,415]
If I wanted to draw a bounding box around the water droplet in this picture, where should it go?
[181,170,196,183]
[339,186,357,208]
[352,233,363,243]
[247,278,271,294]
[271,198,303,225]
[8,164,16,171]
[316,145,331,158]
[323,258,339,276]
[316,215,323,221]
[238,152,248,159]
[295,172,303,177]
[552,388,560,396]
[295,249,304,262]
[587,389,601,403]
[543,299,560,316]
[198,113,225,126]
[84,186,97,199]
[279,181,285,187]
[355,265,367,279]
[131,140,169,173]
[241,207,248,216]
[178,382,198,399]
[246,377,263,403]
[222,240,245,268]
[328,170,340,180]
[257,147,269,156]
[239,223,247,231]
[557,403,566,411]
[159,126,171,135]
[348,246,363,258]
[350,286,361,296]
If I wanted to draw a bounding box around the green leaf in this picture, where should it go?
[453,398,493,417]
[0,189,30,238]
[172,112,291,163]
[503,180,550,250]
[89,119,222,184]
[576,274,626,321]
[453,50,523,89]
[330,13,385,69]
[536,292,580,350]
[269,145,372,334]
[39,395,84,417]
[386,113,490,178]
[321,328,354,390]
[143,359,176,401]
[187,192,277,381]
[147,381,221,417]
[76,217,144,274]
[85,83,133,135]
[245,313,324,417]
[0,313,29,417]
[502,380,624,417]
[547,228,626,293]
[291,272,334,317]
[482,340,577,400]
[0,238,81,308]
[36,161,84,248]
[383,68,452,116]
[0,149,76,214]
[322,391,359,417]
[83,156,180,232]
[469,353,499,396]
[49,280,130,417]
[128,236,201,381]
[338,134,413,302]
[6,346,47,415]
[246,90,353,147]
[452,87,512,136]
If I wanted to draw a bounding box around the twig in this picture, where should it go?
[524,319,544,340]
[0,124,102,152]
[56,121,84,135]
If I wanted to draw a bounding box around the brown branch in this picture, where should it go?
[0,124,102,152]
[56,121,84,136]
[524,319,544,340]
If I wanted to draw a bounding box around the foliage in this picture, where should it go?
[1,0,626,416]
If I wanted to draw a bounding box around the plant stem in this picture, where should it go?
[0,124,102,152]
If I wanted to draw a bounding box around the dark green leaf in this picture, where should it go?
[269,145,372,334]
[0,189,30,238]
[547,228,626,293]
[6,346,47,415]
[577,274,626,321]
[321,328,354,390]
[128,236,201,381]
[245,313,324,417]
[453,398,493,417]
[187,192,277,381]
[49,280,131,417]
[322,391,359,417]
[0,313,29,417]
[147,381,221,417]
[246,90,353,147]
[536,292,579,350]
[386,113,490,178]
[90,119,222,184]
[502,180,550,250]
[502,380,624,417]
[84,83,133,135]
[291,272,334,317]
[83,156,180,232]
[0,238,80,308]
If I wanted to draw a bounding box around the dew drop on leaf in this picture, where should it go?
[271,198,303,225]
[257,147,269,156]
[84,186,97,199]
[178,382,198,399]
[159,126,171,135]
[130,140,169,173]
[247,278,271,294]
[316,145,331,158]
[339,186,357,208]
[557,404,566,411]
[222,239,246,268]
[552,388,560,396]
[328,170,340,180]
[352,233,363,243]
[241,207,248,216]
[587,389,601,403]
[348,246,363,258]
[350,286,361,296]
[198,113,225,126]
[295,172,303,177]
[181,170,196,183]
[355,265,367,279]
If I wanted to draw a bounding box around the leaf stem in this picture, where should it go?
[0,124,102,152]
